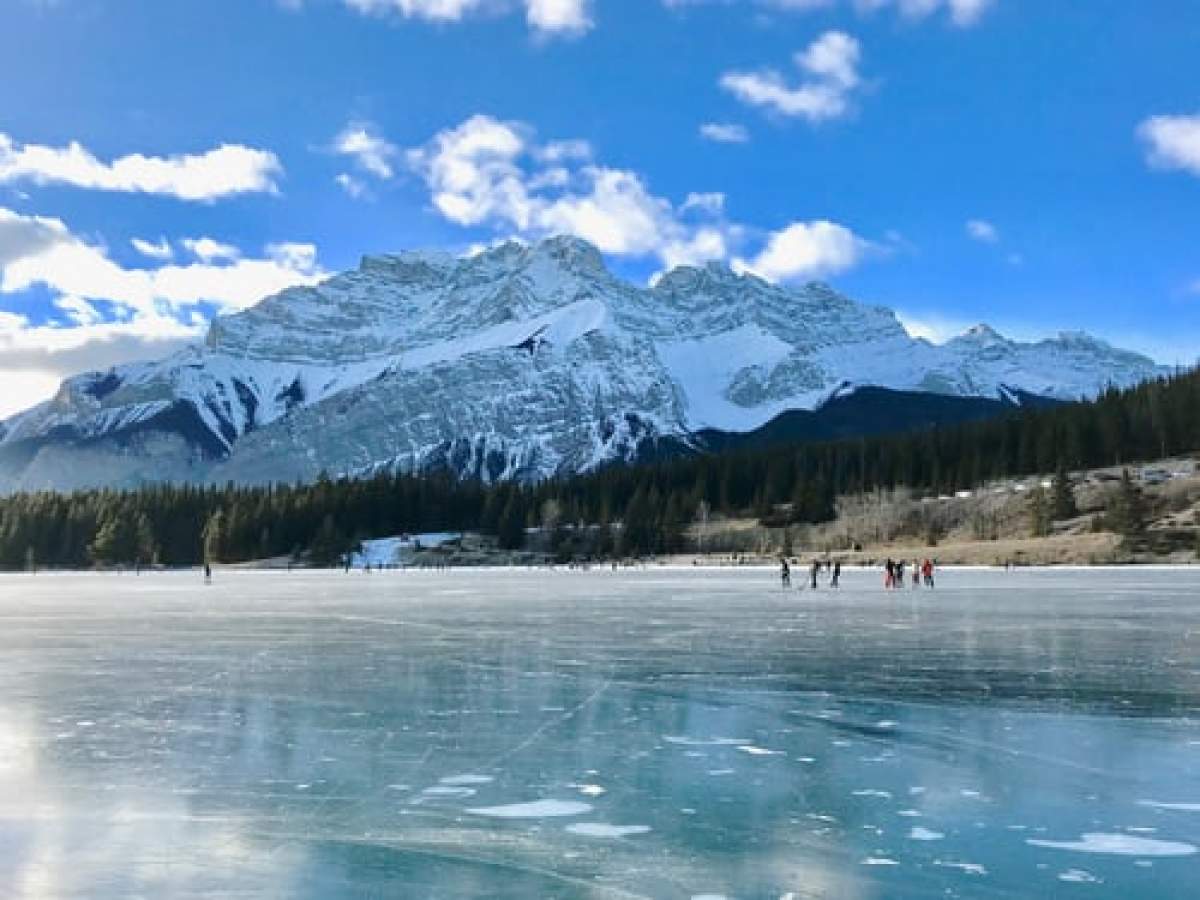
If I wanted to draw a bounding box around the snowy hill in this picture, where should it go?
[0,236,1167,491]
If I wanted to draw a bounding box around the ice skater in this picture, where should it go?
[781,558,791,589]
[831,560,841,588]
[922,558,935,589]
[810,559,820,590]
[204,562,212,583]
[884,558,894,589]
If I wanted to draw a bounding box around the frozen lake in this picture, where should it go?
[2,567,1199,898]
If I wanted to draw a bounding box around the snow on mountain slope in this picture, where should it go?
[0,236,1169,491]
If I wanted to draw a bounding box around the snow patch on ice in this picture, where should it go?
[565,823,651,838]
[909,827,944,841]
[467,800,592,818]
[1027,833,1196,857]
[736,745,784,756]
[439,774,494,786]
[1059,869,1102,883]
[1138,800,1200,812]
[935,860,987,875]
[664,736,749,746]
[416,785,476,799]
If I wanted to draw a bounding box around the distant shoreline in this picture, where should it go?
[3,561,1198,577]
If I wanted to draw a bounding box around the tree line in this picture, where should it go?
[0,367,1196,569]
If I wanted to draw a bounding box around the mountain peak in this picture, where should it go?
[527,235,608,275]
[954,323,1008,345]
[0,238,1169,492]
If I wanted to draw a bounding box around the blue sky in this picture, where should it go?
[1,0,1198,416]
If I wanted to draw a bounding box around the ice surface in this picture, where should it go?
[1,566,1199,898]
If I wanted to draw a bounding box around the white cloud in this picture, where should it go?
[0,134,282,202]
[334,123,399,179]
[732,220,867,281]
[853,0,994,26]
[699,122,750,143]
[965,218,998,243]
[130,237,173,261]
[720,31,863,123]
[0,206,326,417]
[1138,113,1200,177]
[667,0,993,27]
[335,172,369,198]
[664,0,835,10]
[407,114,869,279]
[0,310,201,417]
[340,0,592,34]
[526,0,591,34]
[0,206,68,266]
[181,237,241,263]
[1,207,323,318]
[407,115,734,267]
[344,0,487,22]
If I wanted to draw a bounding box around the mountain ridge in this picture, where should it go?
[0,236,1168,492]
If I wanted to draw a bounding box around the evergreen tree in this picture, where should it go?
[89,510,155,565]
[619,486,655,557]
[133,512,156,565]
[202,509,225,564]
[309,514,350,566]
[497,494,526,550]
[0,365,1196,571]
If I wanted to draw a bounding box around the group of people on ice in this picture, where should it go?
[884,557,935,589]
[779,556,936,590]
[780,558,841,589]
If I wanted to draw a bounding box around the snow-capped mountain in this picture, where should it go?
[0,236,1167,491]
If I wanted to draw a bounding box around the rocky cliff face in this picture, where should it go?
[0,236,1167,491]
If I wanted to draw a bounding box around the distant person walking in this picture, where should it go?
[810,559,820,590]
[204,562,212,583]
[885,558,895,589]
[831,560,841,588]
[912,561,921,588]
[922,558,935,589]
[781,558,791,589]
